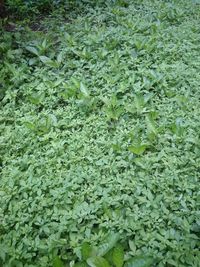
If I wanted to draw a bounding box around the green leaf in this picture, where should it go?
[42,38,47,49]
[29,58,37,65]
[57,52,63,64]
[81,242,93,260]
[74,262,89,267]
[135,94,145,113]
[104,248,114,264]
[125,256,154,267]
[146,115,157,135]
[24,122,35,131]
[25,46,39,56]
[52,256,64,267]
[87,257,111,267]
[97,233,120,256]
[39,56,58,67]
[80,82,90,97]
[112,244,124,267]
[128,144,148,155]
[128,241,136,253]
[28,93,44,105]
[39,55,49,62]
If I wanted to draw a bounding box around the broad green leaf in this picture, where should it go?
[97,233,120,256]
[52,256,64,267]
[87,257,111,267]
[112,245,124,267]
[80,82,90,97]
[128,144,148,155]
[29,58,37,65]
[125,256,154,267]
[104,248,114,264]
[39,56,57,67]
[81,242,93,260]
[28,93,44,105]
[25,46,39,56]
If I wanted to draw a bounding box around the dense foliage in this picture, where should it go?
[0,0,200,266]
[4,0,62,16]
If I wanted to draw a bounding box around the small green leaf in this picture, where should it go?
[87,257,111,267]
[112,244,124,267]
[125,256,154,267]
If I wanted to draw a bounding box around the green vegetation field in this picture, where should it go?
[0,1,200,266]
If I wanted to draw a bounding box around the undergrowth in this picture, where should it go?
[0,0,200,266]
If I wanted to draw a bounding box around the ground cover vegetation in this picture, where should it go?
[0,0,200,266]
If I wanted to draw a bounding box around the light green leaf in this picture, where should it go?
[39,55,50,62]
[97,233,120,256]
[80,82,90,97]
[135,94,145,113]
[128,144,148,155]
[39,56,58,67]
[146,115,157,135]
[29,58,37,65]
[25,46,39,56]
[57,52,63,64]
[28,93,44,105]
[128,241,136,253]
[42,38,47,49]
[87,257,111,267]
[125,256,154,267]
[24,122,35,131]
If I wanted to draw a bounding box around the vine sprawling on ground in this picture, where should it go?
[0,0,200,266]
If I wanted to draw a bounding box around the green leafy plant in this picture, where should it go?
[63,235,154,267]
[103,95,124,121]
[1,1,200,267]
